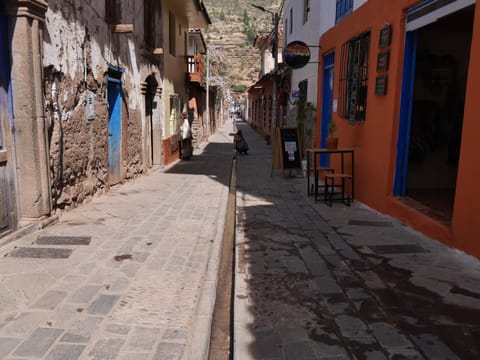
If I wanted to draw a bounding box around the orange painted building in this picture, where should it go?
[317,0,480,257]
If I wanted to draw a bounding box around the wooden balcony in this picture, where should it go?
[187,55,205,84]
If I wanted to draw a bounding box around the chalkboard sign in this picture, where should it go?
[279,128,301,169]
[271,127,302,177]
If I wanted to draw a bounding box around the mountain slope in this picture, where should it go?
[204,0,282,91]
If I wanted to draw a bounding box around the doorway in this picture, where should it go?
[395,3,474,224]
[107,71,123,185]
[0,7,12,235]
[320,51,335,166]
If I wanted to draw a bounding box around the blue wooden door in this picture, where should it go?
[107,78,122,185]
[0,5,11,233]
[394,31,418,196]
[320,52,335,166]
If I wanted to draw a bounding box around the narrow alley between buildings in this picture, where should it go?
[1,119,480,359]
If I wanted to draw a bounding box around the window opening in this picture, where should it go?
[335,0,353,24]
[290,8,293,34]
[169,11,176,55]
[338,31,370,123]
[105,0,119,24]
[144,0,156,49]
[304,0,310,23]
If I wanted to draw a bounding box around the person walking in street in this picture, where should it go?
[180,112,193,160]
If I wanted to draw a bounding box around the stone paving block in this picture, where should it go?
[335,315,369,338]
[356,271,387,289]
[132,251,150,263]
[304,259,330,276]
[31,290,67,310]
[278,327,310,344]
[13,328,63,357]
[69,285,102,304]
[61,317,102,343]
[0,338,20,358]
[327,233,351,251]
[324,297,352,316]
[284,341,318,359]
[370,322,411,348]
[411,334,460,359]
[105,324,131,335]
[120,353,151,360]
[345,288,371,300]
[309,327,349,358]
[323,254,348,269]
[121,263,141,277]
[2,312,48,337]
[162,328,188,341]
[153,342,185,360]
[443,292,480,310]
[339,247,362,261]
[128,327,160,352]
[45,344,85,360]
[286,258,307,274]
[346,337,386,359]
[386,347,425,359]
[88,338,125,359]
[313,276,343,294]
[87,294,120,315]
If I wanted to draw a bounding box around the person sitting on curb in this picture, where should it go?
[233,129,249,155]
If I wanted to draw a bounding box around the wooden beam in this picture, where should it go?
[111,24,134,33]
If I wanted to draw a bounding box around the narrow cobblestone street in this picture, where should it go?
[0,122,235,360]
[234,121,480,360]
[2,119,480,359]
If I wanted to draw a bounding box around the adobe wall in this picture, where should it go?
[42,1,156,211]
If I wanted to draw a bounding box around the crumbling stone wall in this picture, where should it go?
[44,66,110,212]
[42,2,153,213]
[123,89,143,180]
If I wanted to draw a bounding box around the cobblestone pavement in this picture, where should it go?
[0,121,236,359]
[234,121,480,360]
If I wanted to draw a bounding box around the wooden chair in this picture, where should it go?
[324,173,353,206]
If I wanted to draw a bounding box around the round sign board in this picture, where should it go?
[283,41,311,69]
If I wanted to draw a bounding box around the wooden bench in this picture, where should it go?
[324,173,353,206]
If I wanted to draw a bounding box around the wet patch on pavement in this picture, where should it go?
[36,236,91,246]
[368,244,429,254]
[7,247,72,259]
[348,219,393,227]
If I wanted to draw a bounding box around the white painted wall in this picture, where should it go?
[354,0,369,11]
[282,0,368,108]
[43,1,159,115]
[282,0,336,107]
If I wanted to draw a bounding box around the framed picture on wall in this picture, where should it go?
[377,51,390,72]
[379,24,392,48]
[375,75,388,96]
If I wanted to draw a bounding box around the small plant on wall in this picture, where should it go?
[294,99,316,157]
[326,120,338,150]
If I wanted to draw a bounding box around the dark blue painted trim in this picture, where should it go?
[394,31,418,197]
[0,2,13,124]
[106,76,122,85]
[406,0,436,14]
[320,52,335,167]
[335,0,353,24]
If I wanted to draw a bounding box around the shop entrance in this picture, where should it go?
[395,2,474,224]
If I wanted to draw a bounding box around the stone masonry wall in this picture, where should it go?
[43,1,157,212]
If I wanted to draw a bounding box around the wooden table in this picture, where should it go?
[305,148,355,203]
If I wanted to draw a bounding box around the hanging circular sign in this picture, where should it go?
[283,41,311,69]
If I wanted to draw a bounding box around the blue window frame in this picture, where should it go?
[336,0,353,24]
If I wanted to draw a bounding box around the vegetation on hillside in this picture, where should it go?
[204,0,281,94]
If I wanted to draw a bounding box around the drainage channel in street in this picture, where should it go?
[208,156,237,360]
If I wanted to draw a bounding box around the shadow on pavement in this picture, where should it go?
[231,121,480,359]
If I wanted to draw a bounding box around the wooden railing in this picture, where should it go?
[187,55,205,84]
